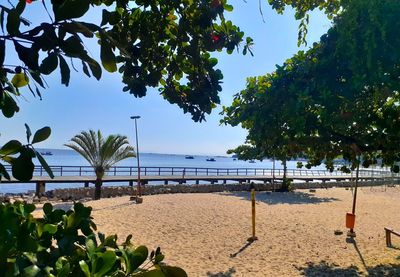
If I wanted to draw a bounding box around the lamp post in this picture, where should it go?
[131,116,142,197]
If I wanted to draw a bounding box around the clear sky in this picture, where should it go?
[1,1,331,155]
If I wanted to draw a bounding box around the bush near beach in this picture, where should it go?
[0,201,186,277]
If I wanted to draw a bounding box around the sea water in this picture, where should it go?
[0,149,326,194]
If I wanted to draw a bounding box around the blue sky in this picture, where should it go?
[1,1,331,155]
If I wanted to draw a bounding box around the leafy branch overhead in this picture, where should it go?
[0,0,346,122]
[222,0,400,172]
[0,0,254,122]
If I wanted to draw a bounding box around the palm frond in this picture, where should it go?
[66,130,135,173]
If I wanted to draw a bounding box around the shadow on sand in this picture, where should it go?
[206,267,236,277]
[230,239,256,258]
[298,261,400,277]
[218,191,339,205]
[298,237,400,276]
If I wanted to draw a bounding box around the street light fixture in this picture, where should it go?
[130,115,142,198]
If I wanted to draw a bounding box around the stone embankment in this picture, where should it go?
[1,179,398,203]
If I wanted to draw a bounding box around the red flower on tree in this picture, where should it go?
[211,34,220,43]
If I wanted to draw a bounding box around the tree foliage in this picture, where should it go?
[0,0,254,122]
[222,0,400,173]
[65,130,136,200]
[0,0,348,182]
[0,201,186,276]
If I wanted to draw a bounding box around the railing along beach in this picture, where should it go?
[1,165,397,178]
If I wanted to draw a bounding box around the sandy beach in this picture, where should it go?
[39,187,400,276]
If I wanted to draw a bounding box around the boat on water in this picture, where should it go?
[206,158,216,162]
[40,151,53,156]
[185,155,194,159]
[249,160,256,163]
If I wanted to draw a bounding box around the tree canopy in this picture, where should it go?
[0,0,348,181]
[222,0,400,172]
[0,0,254,122]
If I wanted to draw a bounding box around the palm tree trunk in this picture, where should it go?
[94,178,102,200]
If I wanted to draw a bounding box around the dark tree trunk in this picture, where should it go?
[283,159,287,180]
[94,178,102,200]
[280,159,290,192]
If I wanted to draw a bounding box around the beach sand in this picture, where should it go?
[40,187,400,276]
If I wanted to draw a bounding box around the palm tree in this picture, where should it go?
[65,130,135,200]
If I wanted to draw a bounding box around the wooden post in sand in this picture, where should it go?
[248,183,258,242]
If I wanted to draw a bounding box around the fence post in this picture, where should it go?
[60,167,63,176]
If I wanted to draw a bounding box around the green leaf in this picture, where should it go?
[79,260,91,277]
[94,250,117,277]
[0,140,22,155]
[24,203,36,214]
[0,163,10,180]
[23,265,40,277]
[53,0,91,22]
[100,36,117,73]
[61,35,85,57]
[25,123,32,143]
[85,57,102,80]
[43,202,53,214]
[14,41,39,70]
[2,92,20,118]
[30,70,45,88]
[130,245,148,270]
[82,60,91,77]
[0,39,5,66]
[0,9,4,33]
[11,73,29,87]
[32,126,51,144]
[154,253,165,264]
[6,9,20,35]
[40,52,59,75]
[16,0,26,15]
[59,55,70,86]
[85,238,96,259]
[43,223,58,234]
[224,4,233,12]
[11,151,34,181]
[36,151,54,178]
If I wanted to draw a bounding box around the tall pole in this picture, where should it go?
[131,116,141,197]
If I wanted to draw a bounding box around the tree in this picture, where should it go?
[65,130,135,200]
[222,0,400,187]
[0,0,346,181]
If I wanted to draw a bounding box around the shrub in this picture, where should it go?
[0,202,186,277]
